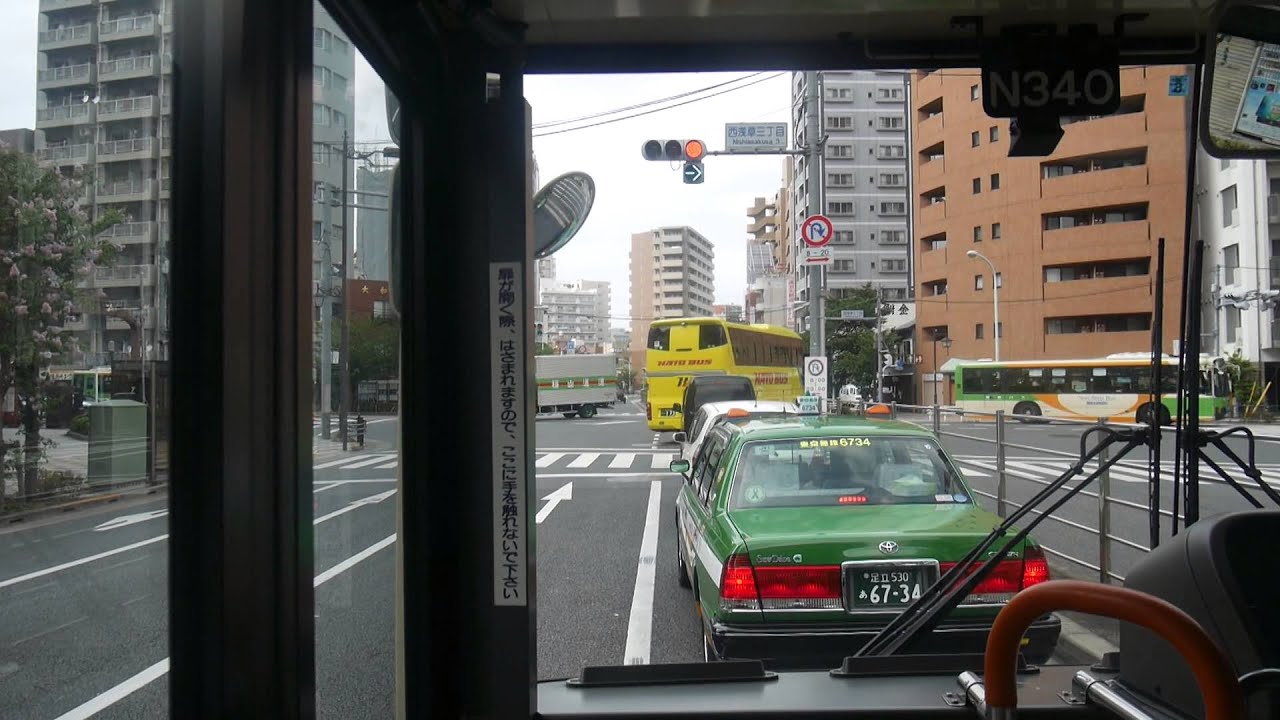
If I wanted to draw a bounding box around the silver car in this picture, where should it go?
[673,399,801,461]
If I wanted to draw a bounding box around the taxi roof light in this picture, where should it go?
[726,407,751,419]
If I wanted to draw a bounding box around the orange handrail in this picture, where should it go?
[985,580,1243,720]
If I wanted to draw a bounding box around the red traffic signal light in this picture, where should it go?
[641,139,697,162]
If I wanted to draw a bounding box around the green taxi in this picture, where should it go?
[670,415,1061,668]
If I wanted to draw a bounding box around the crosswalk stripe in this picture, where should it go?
[342,455,399,469]
[567,453,600,469]
[954,463,989,477]
[536,453,565,468]
[375,461,398,469]
[650,453,673,470]
[610,453,636,469]
[315,456,367,470]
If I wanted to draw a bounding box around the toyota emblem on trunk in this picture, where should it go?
[878,541,899,555]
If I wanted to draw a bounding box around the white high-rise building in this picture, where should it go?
[628,226,716,368]
[540,279,611,353]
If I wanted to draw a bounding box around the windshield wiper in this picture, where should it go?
[854,425,1149,658]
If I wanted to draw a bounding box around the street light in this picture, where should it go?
[966,249,1000,361]
[931,331,952,405]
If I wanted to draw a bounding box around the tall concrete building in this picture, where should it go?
[355,166,392,281]
[911,67,1190,403]
[33,1,353,366]
[628,226,715,368]
[539,280,611,353]
[789,71,911,334]
[744,188,791,327]
[1194,150,1280,408]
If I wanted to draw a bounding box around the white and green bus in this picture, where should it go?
[951,354,1231,424]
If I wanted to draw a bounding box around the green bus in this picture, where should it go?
[951,353,1231,424]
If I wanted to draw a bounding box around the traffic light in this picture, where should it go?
[640,139,706,184]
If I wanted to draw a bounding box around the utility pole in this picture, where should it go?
[804,70,825,359]
[319,183,334,440]
[339,130,351,451]
[875,285,884,402]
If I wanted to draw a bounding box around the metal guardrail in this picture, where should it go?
[835,400,1280,584]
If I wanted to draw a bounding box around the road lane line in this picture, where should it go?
[649,453,673,470]
[375,460,399,469]
[609,453,636,469]
[52,657,170,720]
[954,462,990,477]
[11,615,88,648]
[0,535,168,590]
[53,532,398,719]
[623,480,662,665]
[567,453,600,469]
[536,452,565,468]
[313,481,350,494]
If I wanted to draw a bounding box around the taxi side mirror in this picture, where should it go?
[673,432,687,443]
[669,459,691,475]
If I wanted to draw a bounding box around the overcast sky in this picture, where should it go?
[4,2,791,329]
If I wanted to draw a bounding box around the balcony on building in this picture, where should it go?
[917,141,945,186]
[1057,95,1148,152]
[35,141,93,166]
[1040,149,1149,199]
[99,221,155,246]
[916,96,944,142]
[1043,316,1151,357]
[97,95,157,122]
[94,264,155,288]
[40,0,95,10]
[38,23,94,51]
[99,54,158,82]
[99,13,159,43]
[1041,205,1149,257]
[62,313,90,332]
[918,186,946,226]
[913,71,944,109]
[98,137,158,164]
[1042,272,1152,306]
[35,102,93,129]
[97,178,155,204]
[37,62,94,90]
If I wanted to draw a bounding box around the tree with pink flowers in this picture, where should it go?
[0,147,121,497]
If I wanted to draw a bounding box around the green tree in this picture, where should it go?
[0,149,119,495]
[535,342,556,356]
[798,285,897,393]
[347,314,400,391]
[1226,349,1260,417]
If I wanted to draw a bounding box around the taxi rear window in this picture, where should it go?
[727,436,967,509]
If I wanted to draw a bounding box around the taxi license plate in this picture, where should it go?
[660,408,680,417]
[848,565,930,608]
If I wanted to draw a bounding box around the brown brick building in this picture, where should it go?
[911,66,1191,402]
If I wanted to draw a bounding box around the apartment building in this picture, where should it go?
[355,166,392,281]
[628,226,716,368]
[1194,150,1280,408]
[911,66,1190,402]
[34,1,352,366]
[790,70,911,334]
[541,280,612,353]
[743,189,791,326]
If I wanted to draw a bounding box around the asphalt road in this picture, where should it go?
[2,404,1276,718]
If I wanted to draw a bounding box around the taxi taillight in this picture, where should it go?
[939,545,1052,604]
[720,554,842,611]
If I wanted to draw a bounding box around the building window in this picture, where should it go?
[1045,313,1152,334]
[971,131,980,147]
[974,274,985,291]
[832,259,856,272]
[972,177,981,194]
[990,126,999,142]
[976,323,985,339]
[973,225,983,242]
[878,173,906,187]
[826,116,853,129]
[879,229,906,244]
[991,222,1001,239]
[1222,185,1239,227]
[990,173,1000,190]
[833,230,855,244]
[878,201,907,215]
[1226,305,1240,343]
[881,258,908,273]
[878,144,905,158]
[996,321,1003,338]
[828,144,853,158]
[1043,204,1148,230]
[828,173,854,186]
[995,272,1002,288]
[828,201,854,215]
[1224,244,1240,285]
[970,84,979,100]
[876,116,905,131]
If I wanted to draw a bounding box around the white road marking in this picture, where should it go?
[536,482,573,524]
[340,454,399,469]
[592,420,635,426]
[314,489,396,524]
[313,481,350,494]
[375,461,398,469]
[535,452,565,468]
[622,480,662,665]
[54,532,398,719]
[650,453,674,470]
[314,456,368,469]
[953,462,990,477]
[567,453,600,469]
[0,535,168,590]
[93,509,169,532]
[609,453,636,469]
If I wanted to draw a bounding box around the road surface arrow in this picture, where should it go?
[94,509,169,532]
[536,481,573,524]
[352,489,397,506]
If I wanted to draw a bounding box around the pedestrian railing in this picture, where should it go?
[839,401,1280,585]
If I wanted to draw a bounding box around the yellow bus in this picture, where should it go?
[643,317,804,431]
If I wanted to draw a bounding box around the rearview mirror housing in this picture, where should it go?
[669,459,691,475]
[1201,0,1280,158]
[673,432,687,443]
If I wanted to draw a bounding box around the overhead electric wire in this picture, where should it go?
[531,72,768,129]
[532,73,787,138]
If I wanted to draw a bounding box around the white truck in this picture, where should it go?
[536,354,618,419]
